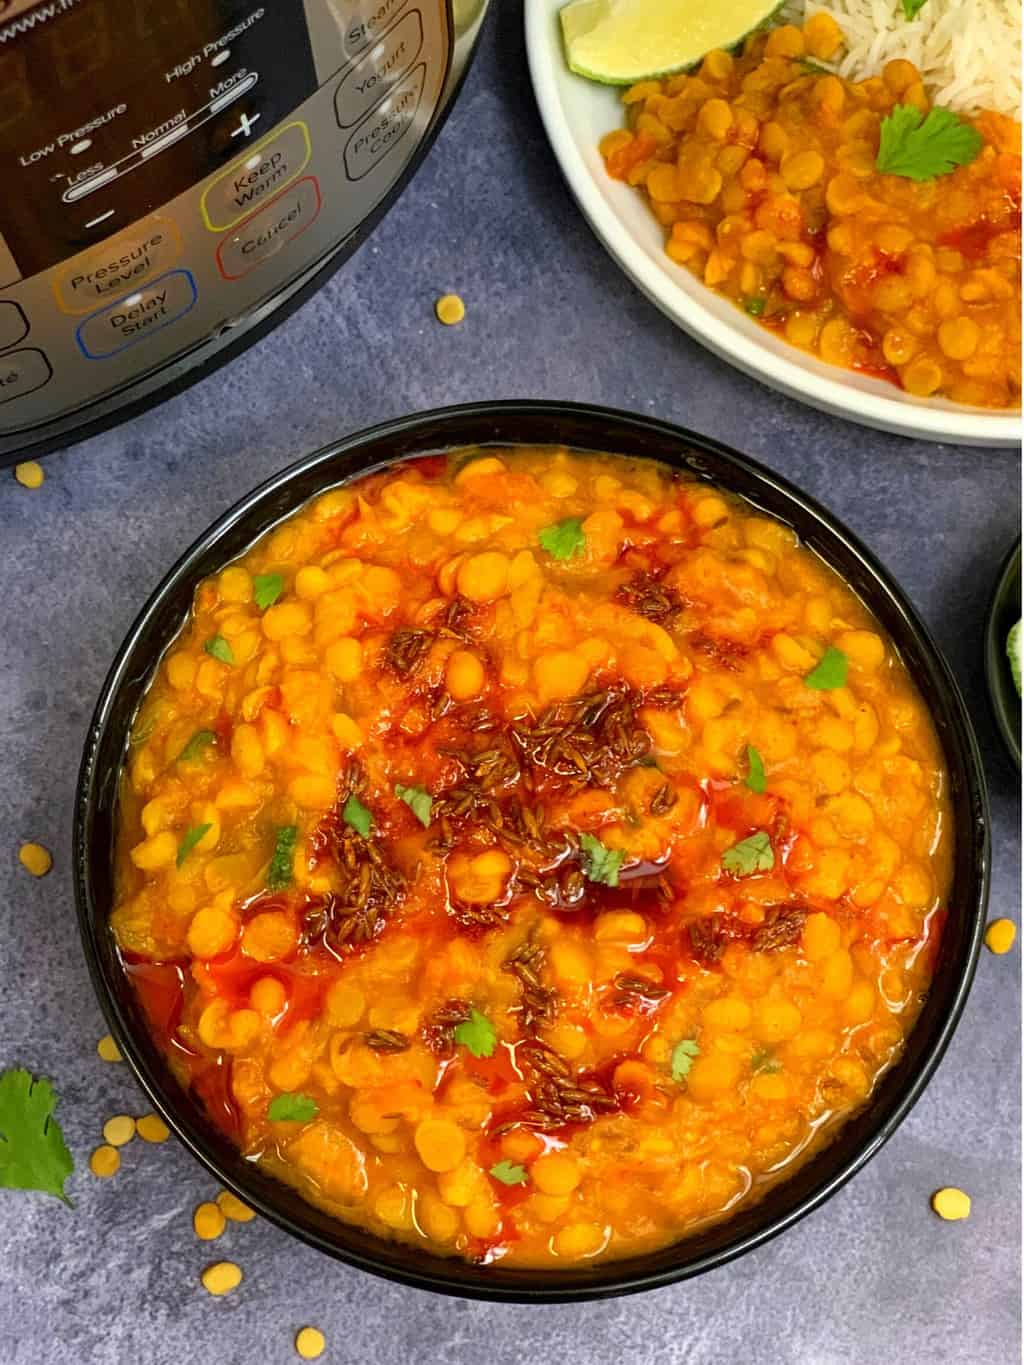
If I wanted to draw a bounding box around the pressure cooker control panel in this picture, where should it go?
[0,0,451,437]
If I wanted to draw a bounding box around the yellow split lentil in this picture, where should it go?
[102,1115,136,1147]
[201,1261,243,1296]
[984,917,1016,955]
[217,1189,257,1222]
[194,1201,227,1240]
[435,294,466,326]
[14,460,45,489]
[18,842,52,877]
[112,446,951,1267]
[295,1327,327,1360]
[931,1186,971,1221]
[136,1113,170,1143]
[96,1034,123,1063]
[90,1145,120,1178]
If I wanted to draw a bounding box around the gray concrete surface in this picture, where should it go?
[1,7,1020,1363]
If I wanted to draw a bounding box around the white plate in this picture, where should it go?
[525,0,1021,447]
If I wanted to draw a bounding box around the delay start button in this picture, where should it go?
[201,121,311,233]
[216,177,322,281]
[76,269,197,360]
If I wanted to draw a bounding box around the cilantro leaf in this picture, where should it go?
[876,104,983,182]
[0,1069,74,1205]
[722,831,774,877]
[453,1007,496,1059]
[671,1038,700,1082]
[799,58,833,76]
[751,1048,782,1075]
[179,729,216,762]
[745,744,766,794]
[490,1160,528,1186]
[804,645,848,691]
[343,795,373,838]
[253,572,285,611]
[177,823,212,867]
[267,1093,318,1123]
[395,783,433,828]
[538,517,586,561]
[901,0,929,17]
[204,635,234,666]
[743,296,766,317]
[579,832,625,888]
[267,825,297,891]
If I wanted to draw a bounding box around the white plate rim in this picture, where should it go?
[524,0,1022,448]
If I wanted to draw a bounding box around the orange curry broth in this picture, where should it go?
[601,19,1021,408]
[112,447,952,1267]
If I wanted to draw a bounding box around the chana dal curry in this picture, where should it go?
[601,17,1021,408]
[113,448,951,1267]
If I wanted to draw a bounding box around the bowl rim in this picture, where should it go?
[523,0,1022,449]
[983,537,1022,769]
[73,400,991,1302]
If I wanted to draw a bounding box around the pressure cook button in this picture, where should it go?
[76,269,197,360]
[0,348,52,406]
[216,177,322,281]
[0,301,28,350]
[201,121,311,233]
[54,218,182,315]
[344,63,425,182]
[335,9,422,129]
[342,0,410,58]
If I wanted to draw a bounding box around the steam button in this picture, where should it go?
[335,9,422,129]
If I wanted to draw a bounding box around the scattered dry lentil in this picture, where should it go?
[90,1144,120,1178]
[984,918,1016,955]
[201,1261,243,1296]
[14,461,44,489]
[435,293,465,326]
[931,1187,971,1221]
[194,1201,227,1240]
[18,842,52,877]
[295,1327,327,1360]
[102,1115,136,1147]
[217,1190,256,1222]
[136,1113,170,1143]
[96,1034,123,1063]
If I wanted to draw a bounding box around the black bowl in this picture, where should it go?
[983,538,1021,770]
[74,402,990,1302]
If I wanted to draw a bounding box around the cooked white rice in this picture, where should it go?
[790,0,1021,118]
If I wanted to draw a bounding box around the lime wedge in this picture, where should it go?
[560,0,783,85]
[1008,620,1022,697]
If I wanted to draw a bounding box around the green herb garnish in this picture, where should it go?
[0,1069,74,1204]
[179,729,216,762]
[538,516,586,561]
[901,0,929,18]
[745,744,766,794]
[743,296,766,317]
[579,832,625,888]
[722,830,774,877]
[267,1093,318,1123]
[751,1048,782,1075]
[799,57,833,76]
[804,645,848,691]
[267,825,297,891]
[343,795,373,838]
[176,823,212,867]
[489,1160,528,1186]
[671,1038,700,1082]
[204,635,234,665]
[876,104,983,182]
[395,783,433,828]
[453,1007,496,1059]
[253,572,285,611]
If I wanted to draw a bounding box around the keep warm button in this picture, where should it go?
[217,178,322,281]
[76,269,197,360]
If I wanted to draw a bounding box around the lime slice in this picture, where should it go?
[560,0,784,85]
[1008,620,1022,697]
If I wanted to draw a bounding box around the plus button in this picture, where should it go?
[230,111,261,139]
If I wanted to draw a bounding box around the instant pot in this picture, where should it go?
[0,0,488,464]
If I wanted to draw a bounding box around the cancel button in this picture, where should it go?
[216,177,322,281]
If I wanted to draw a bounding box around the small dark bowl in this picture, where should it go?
[984,539,1021,770]
[74,402,990,1302]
